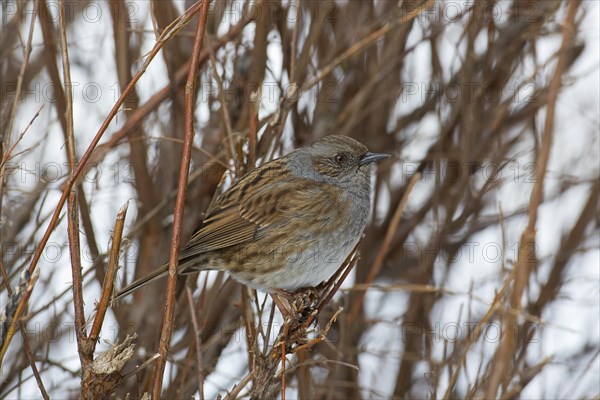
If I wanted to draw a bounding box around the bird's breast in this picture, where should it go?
[217,182,372,292]
[269,188,370,290]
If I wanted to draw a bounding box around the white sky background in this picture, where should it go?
[1,0,599,398]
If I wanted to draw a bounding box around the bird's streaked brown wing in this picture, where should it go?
[178,177,324,259]
[178,158,324,260]
[178,205,258,257]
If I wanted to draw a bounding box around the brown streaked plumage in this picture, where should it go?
[114,135,389,299]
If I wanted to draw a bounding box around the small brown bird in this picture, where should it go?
[115,135,388,300]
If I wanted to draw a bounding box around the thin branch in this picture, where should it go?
[205,32,236,163]
[289,0,301,82]
[0,105,43,170]
[247,95,258,170]
[0,0,40,263]
[90,201,129,346]
[0,270,39,364]
[2,0,39,159]
[19,325,50,400]
[58,0,90,373]
[223,370,256,400]
[186,286,205,400]
[152,0,211,397]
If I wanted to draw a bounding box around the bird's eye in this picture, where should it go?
[334,153,347,164]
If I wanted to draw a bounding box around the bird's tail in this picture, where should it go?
[113,264,169,301]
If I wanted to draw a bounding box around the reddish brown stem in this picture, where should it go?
[89,201,129,346]
[152,1,211,397]
[58,0,91,375]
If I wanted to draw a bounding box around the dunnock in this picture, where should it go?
[115,135,388,299]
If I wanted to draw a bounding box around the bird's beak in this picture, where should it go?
[359,152,390,165]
